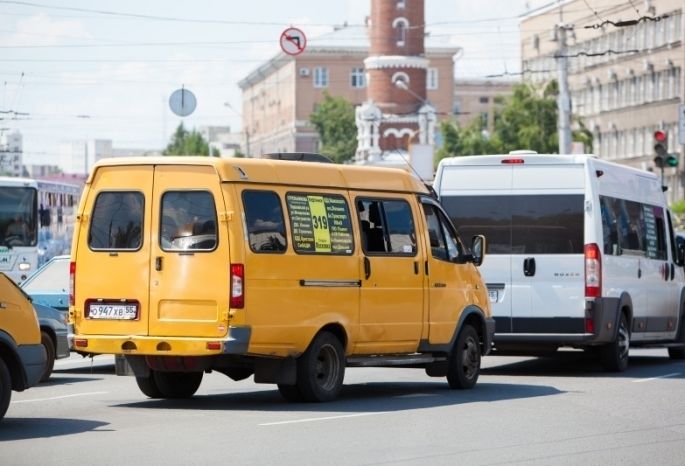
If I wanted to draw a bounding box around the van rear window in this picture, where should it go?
[88,191,143,250]
[442,194,584,254]
[160,191,217,251]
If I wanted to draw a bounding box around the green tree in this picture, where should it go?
[309,92,357,164]
[437,80,593,163]
[163,123,211,156]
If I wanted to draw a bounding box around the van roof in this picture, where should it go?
[88,156,429,194]
[438,154,595,166]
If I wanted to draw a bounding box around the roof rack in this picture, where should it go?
[262,152,334,163]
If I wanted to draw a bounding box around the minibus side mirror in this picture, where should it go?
[471,235,486,266]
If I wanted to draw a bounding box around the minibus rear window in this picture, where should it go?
[88,191,144,250]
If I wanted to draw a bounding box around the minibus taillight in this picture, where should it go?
[584,243,601,298]
[230,263,244,308]
[69,261,76,307]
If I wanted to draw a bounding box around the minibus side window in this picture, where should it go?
[89,191,143,250]
[422,204,448,260]
[285,193,354,255]
[356,198,416,256]
[242,190,287,253]
[160,191,217,251]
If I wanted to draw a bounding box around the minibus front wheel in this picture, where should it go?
[447,324,481,389]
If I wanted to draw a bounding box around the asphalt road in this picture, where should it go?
[1,349,684,465]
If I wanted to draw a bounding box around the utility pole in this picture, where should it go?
[556,4,572,155]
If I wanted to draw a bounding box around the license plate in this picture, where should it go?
[488,290,498,303]
[88,303,138,320]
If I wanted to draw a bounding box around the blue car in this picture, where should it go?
[21,255,71,381]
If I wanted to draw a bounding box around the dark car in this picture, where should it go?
[21,255,70,381]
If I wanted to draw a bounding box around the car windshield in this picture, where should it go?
[22,258,69,292]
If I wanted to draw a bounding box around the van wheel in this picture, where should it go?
[668,311,685,360]
[277,384,303,402]
[153,371,203,399]
[296,331,345,402]
[447,324,481,389]
[0,359,11,421]
[39,331,56,383]
[135,373,163,398]
[600,313,630,372]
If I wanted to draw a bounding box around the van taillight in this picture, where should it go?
[584,243,601,298]
[230,263,244,308]
[501,158,524,164]
[69,261,76,306]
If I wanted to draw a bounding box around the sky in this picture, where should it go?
[0,0,551,169]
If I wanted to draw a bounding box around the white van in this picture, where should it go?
[434,152,685,371]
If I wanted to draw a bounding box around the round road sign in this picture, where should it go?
[169,87,197,117]
[280,27,307,56]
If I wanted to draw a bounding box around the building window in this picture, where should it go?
[313,67,328,88]
[396,0,405,9]
[427,68,438,90]
[479,96,489,104]
[350,67,366,88]
[480,112,488,128]
[393,17,408,46]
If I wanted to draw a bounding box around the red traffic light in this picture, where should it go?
[654,130,667,142]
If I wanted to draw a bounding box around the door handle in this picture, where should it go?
[523,257,536,277]
[413,261,419,275]
[155,256,163,271]
[363,256,371,280]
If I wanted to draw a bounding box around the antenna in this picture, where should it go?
[391,147,438,199]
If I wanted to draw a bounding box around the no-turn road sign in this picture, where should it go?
[280,27,307,56]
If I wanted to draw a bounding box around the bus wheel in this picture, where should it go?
[600,313,630,371]
[668,310,685,360]
[39,331,56,383]
[296,331,345,402]
[153,371,203,399]
[0,359,11,421]
[135,373,162,398]
[447,324,481,389]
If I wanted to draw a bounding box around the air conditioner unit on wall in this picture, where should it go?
[299,68,310,77]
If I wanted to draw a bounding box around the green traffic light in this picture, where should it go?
[667,155,679,167]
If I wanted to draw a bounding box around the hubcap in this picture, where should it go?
[461,336,480,379]
[617,321,630,361]
[314,344,340,390]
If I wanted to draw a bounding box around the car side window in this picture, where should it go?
[89,191,144,250]
[242,190,287,253]
[356,198,416,256]
[160,191,217,251]
[422,203,448,261]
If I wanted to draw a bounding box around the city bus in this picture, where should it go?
[0,176,81,283]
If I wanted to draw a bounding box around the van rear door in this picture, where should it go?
[148,165,229,338]
[75,165,153,337]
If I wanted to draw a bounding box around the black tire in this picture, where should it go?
[0,358,11,421]
[600,313,630,372]
[39,331,56,383]
[295,331,345,402]
[153,371,203,399]
[668,312,685,360]
[135,373,163,398]
[447,324,481,389]
[277,383,303,402]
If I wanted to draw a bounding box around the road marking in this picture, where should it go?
[260,411,389,426]
[11,391,108,404]
[633,372,681,383]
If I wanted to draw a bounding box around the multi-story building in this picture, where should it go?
[453,79,515,133]
[238,23,459,158]
[520,0,684,200]
[0,131,23,177]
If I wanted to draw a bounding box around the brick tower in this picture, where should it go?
[355,0,436,164]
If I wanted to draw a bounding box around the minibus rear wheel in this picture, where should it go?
[153,371,203,399]
[667,309,685,360]
[296,331,345,402]
[447,324,481,389]
[135,373,162,398]
[0,359,11,421]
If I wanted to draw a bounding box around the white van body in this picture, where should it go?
[434,153,685,370]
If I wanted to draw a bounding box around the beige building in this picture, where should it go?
[453,79,515,132]
[238,25,459,158]
[520,0,684,200]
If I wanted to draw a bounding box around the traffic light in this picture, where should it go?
[653,130,677,168]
